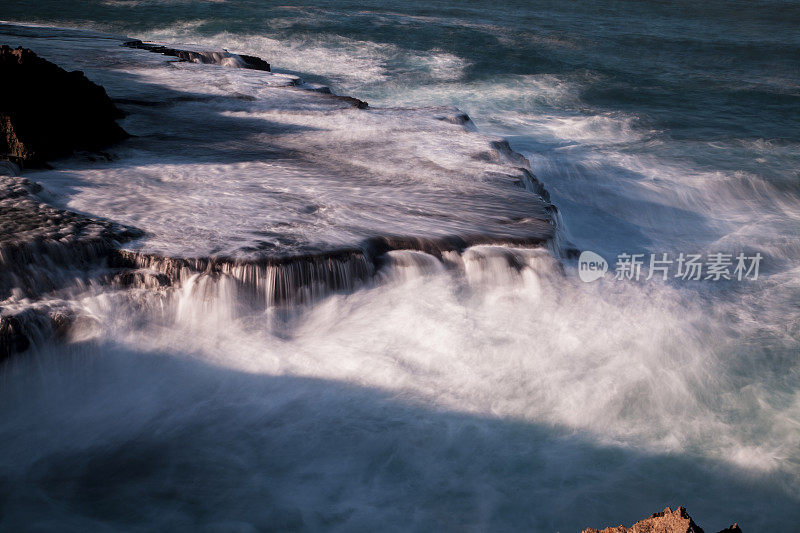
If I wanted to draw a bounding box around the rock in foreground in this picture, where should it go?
[0,45,127,166]
[582,507,742,533]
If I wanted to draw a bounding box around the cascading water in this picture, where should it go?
[0,0,799,530]
[3,239,797,531]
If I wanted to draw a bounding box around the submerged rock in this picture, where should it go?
[582,507,742,533]
[0,45,128,166]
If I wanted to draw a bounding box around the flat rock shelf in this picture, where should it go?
[0,22,553,258]
[0,22,556,356]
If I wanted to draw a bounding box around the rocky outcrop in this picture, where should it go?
[582,507,742,533]
[0,171,142,300]
[0,32,555,360]
[0,45,128,166]
[109,233,559,308]
[0,167,142,359]
[124,40,270,71]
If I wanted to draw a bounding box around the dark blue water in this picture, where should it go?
[8,0,799,254]
[2,2,799,531]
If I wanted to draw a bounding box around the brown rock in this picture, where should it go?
[0,45,128,166]
[582,507,742,533]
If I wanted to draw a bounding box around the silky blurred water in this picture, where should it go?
[1,1,799,531]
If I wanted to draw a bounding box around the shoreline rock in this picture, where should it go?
[0,45,128,167]
[124,39,270,71]
[582,507,742,533]
[0,27,556,359]
[0,169,141,360]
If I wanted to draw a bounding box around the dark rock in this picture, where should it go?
[111,269,171,289]
[340,96,369,109]
[0,173,143,301]
[124,40,270,72]
[238,53,270,71]
[0,45,128,166]
[582,507,742,533]
[0,305,74,361]
[436,112,472,125]
[306,92,367,109]
[49,308,75,339]
[109,248,373,306]
[519,168,551,202]
[490,139,530,167]
[0,314,30,359]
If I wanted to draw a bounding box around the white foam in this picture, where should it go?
[54,244,800,485]
[140,22,470,87]
[1,25,550,258]
[1,20,799,531]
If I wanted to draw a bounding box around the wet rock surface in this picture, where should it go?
[0,25,556,360]
[0,170,142,296]
[1,24,554,261]
[0,171,129,247]
[110,248,374,307]
[0,45,128,166]
[0,165,141,358]
[582,507,742,533]
[124,39,270,71]
[0,304,75,361]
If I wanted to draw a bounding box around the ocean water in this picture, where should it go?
[1,1,799,531]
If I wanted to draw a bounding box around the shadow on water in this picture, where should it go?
[0,342,797,532]
[55,66,325,168]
